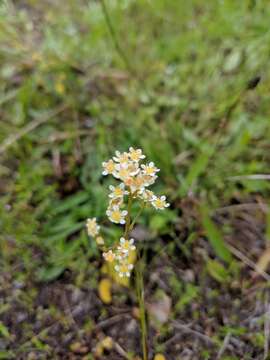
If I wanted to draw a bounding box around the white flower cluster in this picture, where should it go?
[103,237,136,277]
[86,217,100,238]
[86,218,104,245]
[102,147,169,216]
[86,147,170,278]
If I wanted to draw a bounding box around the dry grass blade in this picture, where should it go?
[217,332,231,359]
[114,342,129,360]
[256,248,270,277]
[228,174,270,181]
[215,203,268,214]
[264,295,270,360]
[96,314,131,329]
[0,104,68,155]
[172,321,218,346]
[228,244,270,281]
[40,130,90,144]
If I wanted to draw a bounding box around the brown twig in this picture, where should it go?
[96,314,131,330]
[163,333,182,347]
[215,203,268,214]
[172,321,218,346]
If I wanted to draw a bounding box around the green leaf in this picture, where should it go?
[180,151,212,196]
[175,284,199,312]
[206,259,230,283]
[0,321,10,338]
[51,192,90,215]
[0,351,15,360]
[150,214,167,231]
[201,205,232,263]
[149,210,176,233]
[37,265,65,282]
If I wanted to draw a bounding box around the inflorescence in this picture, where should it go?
[86,147,169,278]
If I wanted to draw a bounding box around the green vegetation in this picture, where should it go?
[1,0,270,358]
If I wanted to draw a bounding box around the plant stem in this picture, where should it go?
[136,260,148,360]
[124,193,133,238]
[130,202,145,231]
[124,193,148,359]
[136,257,148,360]
[100,0,135,76]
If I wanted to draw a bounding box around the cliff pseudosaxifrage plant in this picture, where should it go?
[86,147,169,359]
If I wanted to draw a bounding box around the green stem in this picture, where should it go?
[124,193,133,238]
[124,192,148,359]
[130,202,145,231]
[100,0,135,76]
[136,258,148,360]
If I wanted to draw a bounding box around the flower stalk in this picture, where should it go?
[86,147,170,357]
[136,256,148,360]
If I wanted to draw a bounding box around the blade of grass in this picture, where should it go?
[200,204,232,263]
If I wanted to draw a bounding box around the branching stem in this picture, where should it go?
[130,202,146,231]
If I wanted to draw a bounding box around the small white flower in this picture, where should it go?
[139,189,155,202]
[113,163,130,180]
[141,162,160,177]
[109,183,129,199]
[115,251,128,260]
[106,206,128,224]
[125,173,146,192]
[103,250,115,262]
[117,237,136,254]
[86,218,100,237]
[96,236,105,246]
[102,159,115,176]
[108,197,123,208]
[113,151,130,164]
[127,161,140,176]
[141,174,157,187]
[128,147,145,162]
[115,263,134,277]
[152,195,170,210]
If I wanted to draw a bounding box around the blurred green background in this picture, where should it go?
[1,0,270,359]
